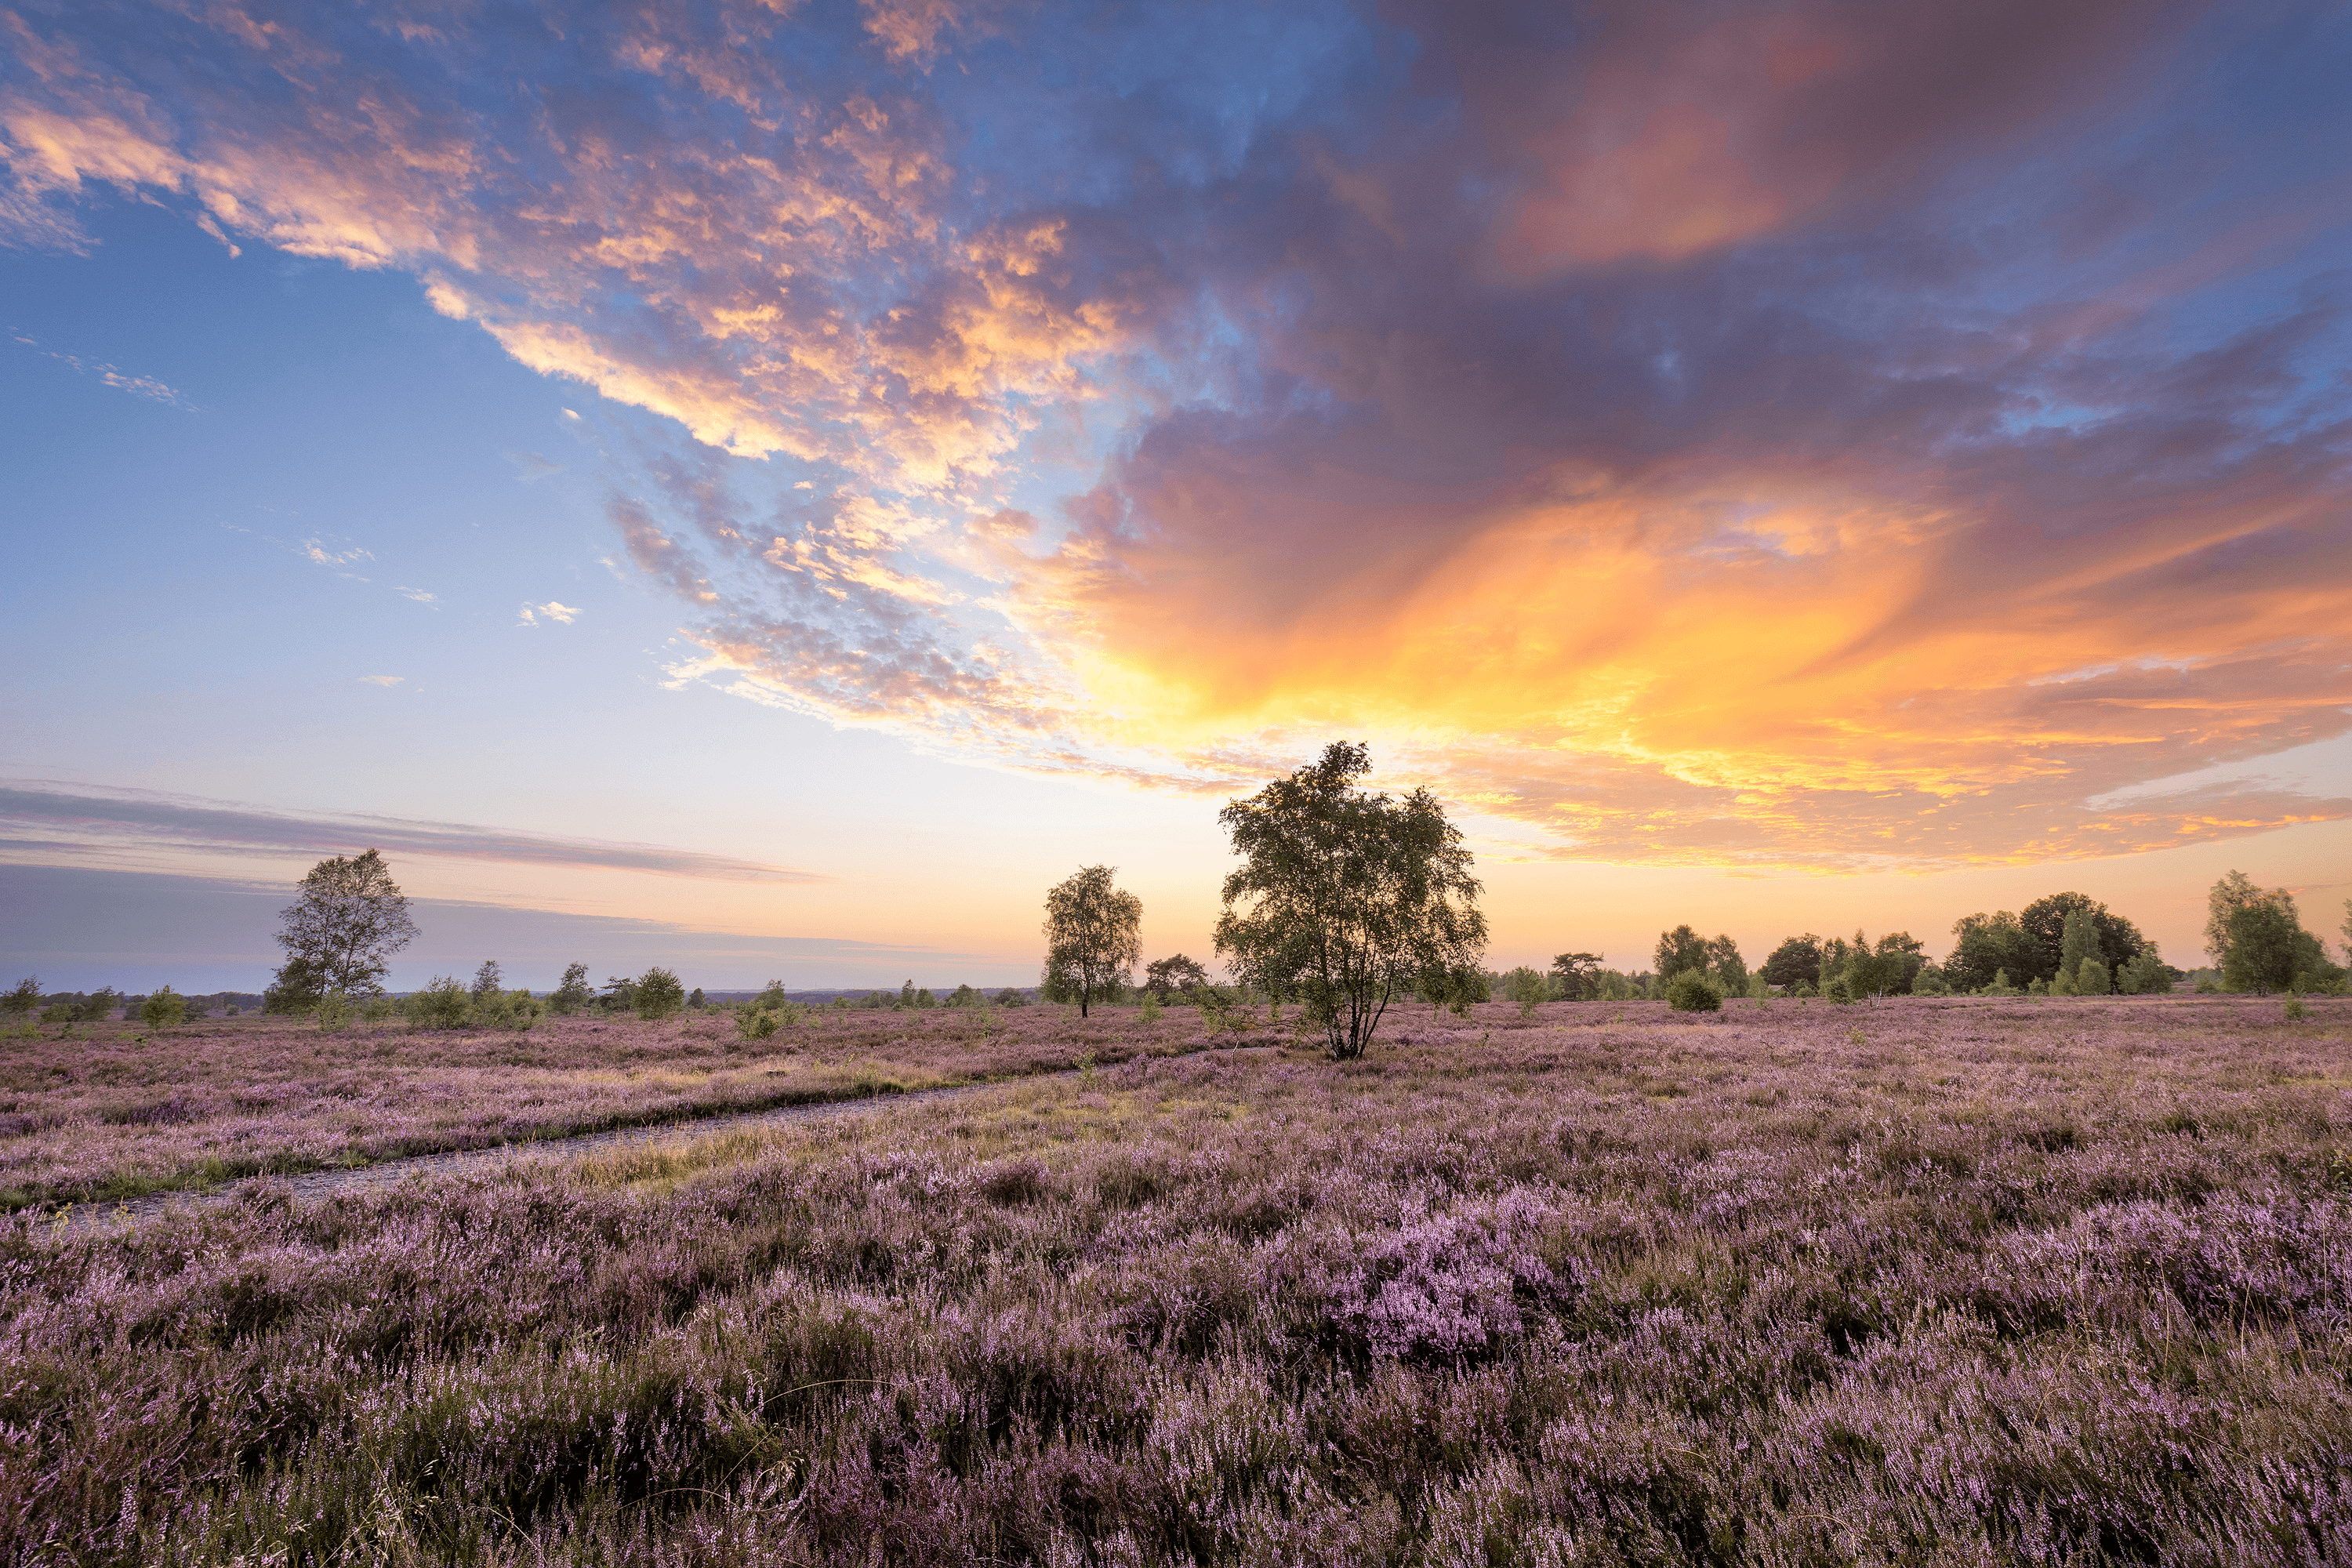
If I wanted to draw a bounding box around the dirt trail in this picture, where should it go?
[54,1076,1025,1231]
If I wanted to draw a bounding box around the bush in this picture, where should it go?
[1501,966,1548,1018]
[138,985,187,1029]
[736,1010,779,1041]
[637,967,686,1021]
[996,988,1029,1007]
[408,976,473,1030]
[2118,950,2171,994]
[549,963,595,1015]
[314,990,352,1033]
[1664,970,1723,1012]
[2077,957,2111,995]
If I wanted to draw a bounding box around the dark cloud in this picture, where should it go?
[0,784,823,882]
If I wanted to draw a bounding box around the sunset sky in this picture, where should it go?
[4,0,2349,992]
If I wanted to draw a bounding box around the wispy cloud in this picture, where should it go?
[9,0,2347,867]
[358,674,402,687]
[392,586,436,604]
[8,331,193,407]
[517,601,580,626]
[0,782,825,883]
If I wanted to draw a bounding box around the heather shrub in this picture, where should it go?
[636,966,686,1021]
[1664,970,1722,1011]
[407,975,472,1029]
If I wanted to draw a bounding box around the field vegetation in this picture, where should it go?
[5,993,2350,1564]
[0,1005,1247,1211]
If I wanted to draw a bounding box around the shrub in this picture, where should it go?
[1983,967,2020,997]
[637,967,686,1021]
[138,985,187,1030]
[736,1010,780,1041]
[550,963,595,1015]
[2077,956,2111,995]
[1664,970,1722,1012]
[996,988,1029,1007]
[408,976,473,1030]
[1501,966,1548,1018]
[2118,950,2171,994]
[313,990,352,1033]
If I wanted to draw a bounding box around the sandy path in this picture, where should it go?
[55,1076,1025,1230]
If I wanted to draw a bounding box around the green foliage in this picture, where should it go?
[736,1009,780,1041]
[946,983,982,1008]
[2027,977,2049,996]
[1216,742,1485,1061]
[138,985,187,1029]
[1760,935,1824,992]
[2284,995,2307,1021]
[636,966,686,1021]
[915,987,937,1008]
[71,986,123,1022]
[688,987,706,1009]
[1501,965,1548,1018]
[1664,970,1723,1012]
[754,978,790,1011]
[549,962,595,1016]
[598,975,638,1014]
[313,990,352,1033]
[1912,965,1952,996]
[2058,906,2100,982]
[2222,901,2302,996]
[996,987,1029,1008]
[263,956,328,1016]
[2118,949,2172,995]
[2051,966,2078,997]
[1703,935,1748,996]
[1042,866,1143,1019]
[2077,956,2111,996]
[272,849,417,999]
[1824,975,1854,1004]
[1143,953,1211,1000]
[408,976,473,1030]
[1548,952,1602,1000]
[2,976,38,1018]
[1946,911,2048,993]
[2024,891,2147,979]
[1138,991,1162,1022]
[1653,924,1708,980]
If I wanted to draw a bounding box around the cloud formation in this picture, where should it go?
[8,0,2348,866]
[0,782,822,882]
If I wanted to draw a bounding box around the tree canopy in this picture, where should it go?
[1214,742,1484,1060]
[1041,865,1142,1018]
[2020,891,2146,975]
[268,850,417,1008]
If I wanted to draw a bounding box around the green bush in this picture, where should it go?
[1501,966,1549,1018]
[637,967,686,1021]
[2077,956,2111,995]
[138,985,187,1029]
[1665,970,1723,1012]
[314,990,353,1033]
[736,1009,780,1041]
[408,976,473,1030]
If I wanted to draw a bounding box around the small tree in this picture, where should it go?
[550,962,594,1015]
[1143,954,1211,1001]
[1041,866,1142,1018]
[1549,952,1602,1000]
[271,850,417,1002]
[1702,935,1748,996]
[77,987,123,1022]
[1760,935,1824,993]
[1502,966,1548,1018]
[140,985,187,1029]
[2,977,38,1019]
[471,960,504,1000]
[637,967,686,1021]
[600,975,638,1014]
[755,978,790,1011]
[2118,949,2170,995]
[2059,906,2100,989]
[1653,925,1708,981]
[409,976,473,1029]
[996,987,1029,1008]
[1214,742,1485,1060]
[2223,902,2301,995]
[688,986,706,1009]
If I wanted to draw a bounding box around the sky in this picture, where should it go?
[2,0,2349,993]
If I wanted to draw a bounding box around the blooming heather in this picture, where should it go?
[2,994,2349,1563]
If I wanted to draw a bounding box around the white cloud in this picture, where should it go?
[518,600,582,626]
[504,449,562,481]
[10,332,194,408]
[394,586,437,604]
[358,674,402,686]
